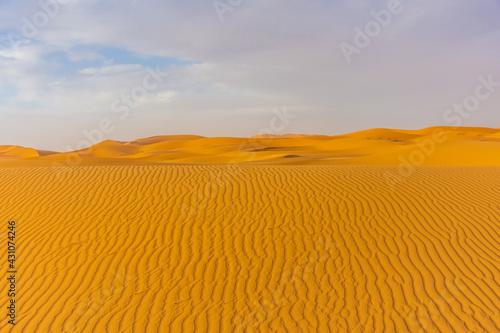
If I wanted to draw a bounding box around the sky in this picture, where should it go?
[0,0,499,151]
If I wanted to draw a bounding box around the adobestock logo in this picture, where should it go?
[50,66,169,175]
[213,0,244,21]
[111,66,169,121]
[5,0,72,52]
[384,73,499,190]
[443,74,500,126]
[340,0,412,64]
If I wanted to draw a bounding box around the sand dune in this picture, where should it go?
[0,145,39,159]
[1,127,500,166]
[1,127,500,332]
[0,165,499,332]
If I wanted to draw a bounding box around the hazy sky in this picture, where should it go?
[1,0,499,151]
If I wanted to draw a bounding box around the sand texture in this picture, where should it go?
[1,164,500,332]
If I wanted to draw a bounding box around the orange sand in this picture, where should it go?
[1,127,500,332]
[1,126,500,166]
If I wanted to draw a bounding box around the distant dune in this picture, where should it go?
[1,127,500,166]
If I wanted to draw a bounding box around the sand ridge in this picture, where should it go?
[2,127,500,166]
[0,165,500,332]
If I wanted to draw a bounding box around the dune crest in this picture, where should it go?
[1,127,500,166]
[0,145,40,159]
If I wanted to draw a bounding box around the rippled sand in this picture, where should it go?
[1,165,499,332]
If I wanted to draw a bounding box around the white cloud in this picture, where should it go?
[156,90,178,101]
[79,64,142,75]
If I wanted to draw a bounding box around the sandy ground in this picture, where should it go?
[1,163,499,332]
[1,128,500,332]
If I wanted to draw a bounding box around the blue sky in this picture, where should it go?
[43,45,199,77]
[0,0,500,151]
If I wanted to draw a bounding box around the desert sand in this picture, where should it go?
[1,127,500,332]
[2,126,500,166]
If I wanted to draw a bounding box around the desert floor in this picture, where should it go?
[1,164,500,332]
